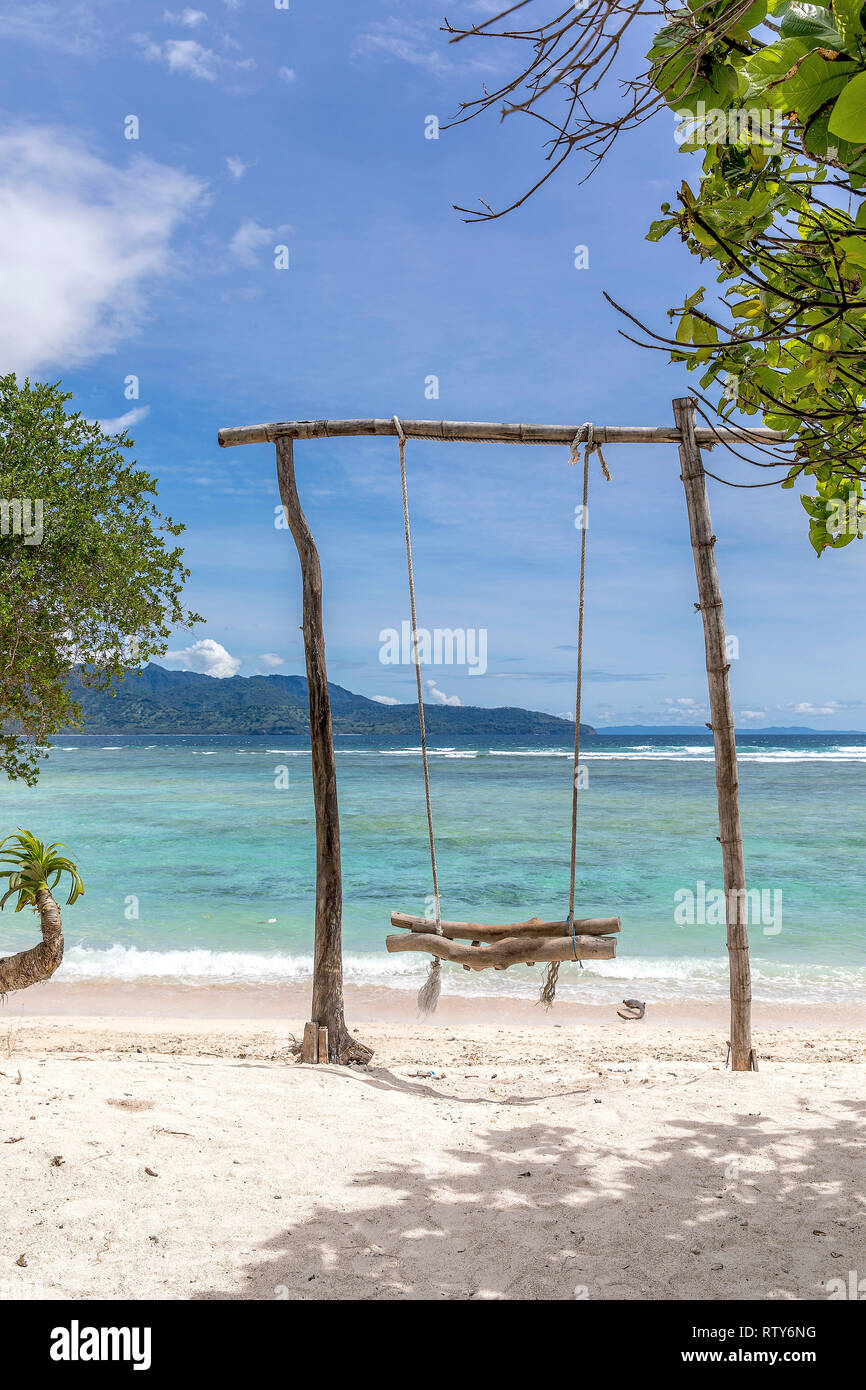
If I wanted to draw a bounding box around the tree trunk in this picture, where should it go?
[0,888,63,995]
[674,397,756,1072]
[275,438,372,1065]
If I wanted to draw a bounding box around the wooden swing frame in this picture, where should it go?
[218,399,787,1069]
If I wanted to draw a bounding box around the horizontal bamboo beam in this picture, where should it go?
[218,418,790,449]
[385,931,617,970]
[390,911,621,941]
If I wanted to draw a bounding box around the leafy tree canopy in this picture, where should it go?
[0,375,203,783]
[449,1,866,552]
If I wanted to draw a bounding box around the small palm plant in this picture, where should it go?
[0,830,84,995]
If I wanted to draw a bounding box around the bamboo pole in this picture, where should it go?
[275,438,372,1066]
[219,418,790,449]
[674,397,756,1073]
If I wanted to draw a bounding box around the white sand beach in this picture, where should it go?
[3,1008,864,1302]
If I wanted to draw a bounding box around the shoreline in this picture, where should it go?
[6,1015,866,1065]
[5,978,866,1033]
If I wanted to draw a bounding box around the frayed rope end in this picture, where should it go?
[538,960,559,1010]
[417,956,441,1016]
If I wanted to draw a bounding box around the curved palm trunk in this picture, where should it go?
[0,888,63,995]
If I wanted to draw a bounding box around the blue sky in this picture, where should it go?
[2,0,864,728]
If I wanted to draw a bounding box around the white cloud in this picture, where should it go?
[658,695,707,723]
[353,17,499,77]
[737,709,767,721]
[425,679,462,707]
[278,66,296,83]
[164,8,208,26]
[135,33,254,83]
[793,701,841,717]
[258,653,284,668]
[165,38,217,80]
[0,4,100,56]
[372,695,399,705]
[163,638,242,679]
[229,217,274,266]
[225,155,249,179]
[0,127,205,376]
[88,405,151,435]
[353,19,454,75]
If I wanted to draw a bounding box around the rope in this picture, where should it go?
[394,416,443,1015]
[570,421,611,481]
[540,434,609,1008]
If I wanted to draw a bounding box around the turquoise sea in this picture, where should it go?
[0,733,864,1005]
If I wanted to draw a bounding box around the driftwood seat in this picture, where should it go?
[386,911,619,972]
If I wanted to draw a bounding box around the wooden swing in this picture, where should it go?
[385,416,620,1010]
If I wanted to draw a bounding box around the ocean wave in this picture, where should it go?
[379,747,478,758]
[490,749,573,757]
[57,944,866,1005]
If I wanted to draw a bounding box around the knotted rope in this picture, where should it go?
[569,421,611,481]
[395,416,443,1014]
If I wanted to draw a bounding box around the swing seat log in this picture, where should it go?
[390,912,620,942]
[385,931,617,971]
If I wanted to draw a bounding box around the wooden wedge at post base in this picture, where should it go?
[302,1022,318,1063]
[385,932,616,971]
[390,912,620,941]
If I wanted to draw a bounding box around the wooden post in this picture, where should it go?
[673,398,756,1072]
[302,1021,318,1064]
[275,438,372,1066]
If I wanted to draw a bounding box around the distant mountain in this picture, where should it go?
[596,725,863,735]
[66,665,595,737]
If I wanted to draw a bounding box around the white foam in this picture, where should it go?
[55,944,866,1005]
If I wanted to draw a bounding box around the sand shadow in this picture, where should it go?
[198,1094,866,1301]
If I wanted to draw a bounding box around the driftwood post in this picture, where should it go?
[674,397,756,1072]
[275,438,372,1065]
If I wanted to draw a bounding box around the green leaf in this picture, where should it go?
[803,109,864,163]
[832,0,866,50]
[839,233,866,269]
[808,515,832,552]
[744,37,812,101]
[779,2,846,46]
[646,216,677,242]
[776,53,858,122]
[800,493,827,516]
[726,0,769,36]
[692,316,719,344]
[828,71,866,140]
